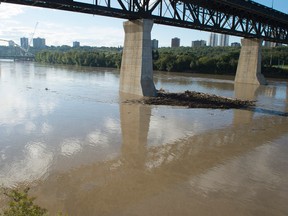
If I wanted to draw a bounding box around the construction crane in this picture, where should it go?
[27,22,38,54]
[0,22,38,56]
[0,22,39,59]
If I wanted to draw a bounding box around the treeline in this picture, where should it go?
[35,50,121,68]
[153,47,240,74]
[34,46,288,77]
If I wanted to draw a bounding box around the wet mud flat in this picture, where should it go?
[127,90,255,109]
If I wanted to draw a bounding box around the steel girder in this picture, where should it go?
[1,0,287,44]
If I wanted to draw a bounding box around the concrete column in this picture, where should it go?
[120,19,157,96]
[235,38,267,85]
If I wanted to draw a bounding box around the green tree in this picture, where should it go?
[1,188,47,216]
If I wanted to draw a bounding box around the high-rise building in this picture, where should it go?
[219,34,229,46]
[151,39,159,50]
[33,37,46,49]
[191,40,206,47]
[264,41,276,48]
[231,42,241,47]
[8,40,14,47]
[209,33,218,47]
[20,37,29,50]
[171,37,180,48]
[73,41,80,48]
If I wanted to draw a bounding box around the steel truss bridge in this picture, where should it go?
[1,0,288,44]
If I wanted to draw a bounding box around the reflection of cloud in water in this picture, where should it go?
[148,115,200,146]
[189,143,285,196]
[25,121,36,133]
[149,117,184,146]
[1,149,7,160]
[0,89,58,126]
[41,122,53,134]
[8,121,52,137]
[0,142,53,187]
[104,117,119,131]
[39,100,57,116]
[60,138,82,157]
[86,130,108,148]
[0,91,30,125]
[145,142,184,170]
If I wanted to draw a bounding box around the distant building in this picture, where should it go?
[73,41,80,48]
[231,42,241,47]
[264,41,276,48]
[219,34,229,47]
[20,37,29,50]
[209,33,218,47]
[151,39,159,50]
[33,37,46,49]
[8,40,14,47]
[191,40,206,47]
[171,37,180,48]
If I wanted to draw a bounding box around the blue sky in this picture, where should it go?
[0,0,287,47]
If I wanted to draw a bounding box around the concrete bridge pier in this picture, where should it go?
[235,38,267,85]
[120,19,157,97]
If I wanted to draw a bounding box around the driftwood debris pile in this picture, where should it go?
[131,90,255,109]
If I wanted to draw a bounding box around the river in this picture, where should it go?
[0,61,288,216]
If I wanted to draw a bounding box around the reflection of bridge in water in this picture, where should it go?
[33,86,288,215]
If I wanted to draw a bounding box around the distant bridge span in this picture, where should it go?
[1,0,288,43]
[0,55,35,61]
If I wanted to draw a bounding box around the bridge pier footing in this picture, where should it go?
[120,19,157,97]
[235,38,267,85]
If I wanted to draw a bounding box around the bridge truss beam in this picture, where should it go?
[1,0,288,44]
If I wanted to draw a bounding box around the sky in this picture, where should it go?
[0,0,287,47]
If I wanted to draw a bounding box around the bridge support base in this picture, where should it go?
[235,38,267,85]
[120,19,157,97]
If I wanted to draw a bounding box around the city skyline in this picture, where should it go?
[0,0,287,47]
[7,34,283,49]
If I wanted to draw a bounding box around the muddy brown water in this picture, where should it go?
[0,62,288,216]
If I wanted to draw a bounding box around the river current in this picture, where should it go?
[0,61,288,215]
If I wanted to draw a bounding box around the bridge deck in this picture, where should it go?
[1,0,288,43]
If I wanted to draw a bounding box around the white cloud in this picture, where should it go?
[0,3,124,47]
[0,4,32,44]
[37,21,124,46]
[0,4,24,19]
